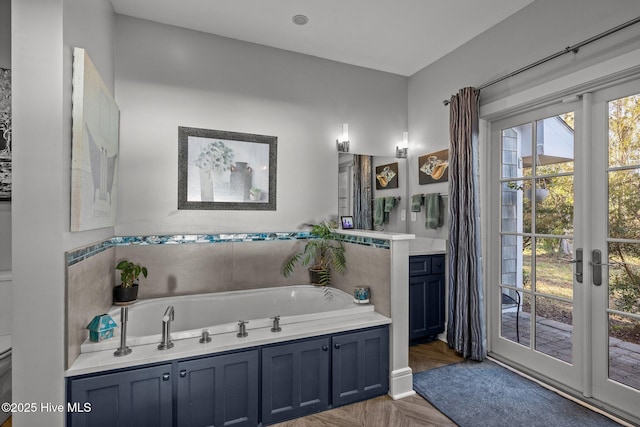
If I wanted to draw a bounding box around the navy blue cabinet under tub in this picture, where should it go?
[409,254,446,341]
[67,363,173,427]
[177,350,259,427]
[67,326,388,427]
[261,337,330,424]
[332,327,389,407]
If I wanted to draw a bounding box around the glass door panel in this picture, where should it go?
[603,93,640,392]
[498,111,576,366]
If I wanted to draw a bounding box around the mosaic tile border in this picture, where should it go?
[67,231,389,266]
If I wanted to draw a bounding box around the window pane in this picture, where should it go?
[535,176,573,235]
[608,242,640,314]
[501,287,527,346]
[535,238,574,299]
[608,94,640,169]
[608,313,640,390]
[535,296,572,363]
[501,123,532,179]
[608,169,640,240]
[535,115,574,175]
[502,234,531,290]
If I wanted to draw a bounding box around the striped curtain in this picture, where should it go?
[353,154,373,230]
[447,87,487,361]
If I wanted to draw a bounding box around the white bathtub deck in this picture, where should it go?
[66,311,391,377]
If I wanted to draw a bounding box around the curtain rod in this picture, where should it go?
[442,15,640,106]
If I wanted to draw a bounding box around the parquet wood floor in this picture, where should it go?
[272,339,464,427]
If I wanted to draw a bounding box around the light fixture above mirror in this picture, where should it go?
[396,131,408,158]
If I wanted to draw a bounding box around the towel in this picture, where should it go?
[373,197,385,226]
[384,197,396,224]
[424,193,443,229]
[411,194,423,212]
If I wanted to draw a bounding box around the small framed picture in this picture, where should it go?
[341,216,354,229]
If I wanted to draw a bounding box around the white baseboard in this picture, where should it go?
[389,367,414,400]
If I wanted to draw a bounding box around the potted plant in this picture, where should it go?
[282,220,347,286]
[113,260,148,304]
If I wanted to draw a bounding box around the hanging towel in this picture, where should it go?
[424,193,443,229]
[384,197,396,224]
[373,197,385,226]
[411,194,423,212]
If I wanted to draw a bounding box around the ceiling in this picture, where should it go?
[110,0,535,76]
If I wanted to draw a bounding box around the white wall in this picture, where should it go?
[114,15,408,235]
[12,0,115,425]
[407,0,640,238]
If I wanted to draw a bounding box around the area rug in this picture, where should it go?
[413,360,622,427]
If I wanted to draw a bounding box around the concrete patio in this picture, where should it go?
[502,311,640,390]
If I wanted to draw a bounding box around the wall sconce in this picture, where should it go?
[396,131,408,158]
[336,123,350,152]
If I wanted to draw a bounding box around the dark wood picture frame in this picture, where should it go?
[178,127,277,210]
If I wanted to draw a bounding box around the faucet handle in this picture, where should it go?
[271,315,282,333]
[237,320,248,338]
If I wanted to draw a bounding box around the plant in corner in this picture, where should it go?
[282,220,347,287]
[113,260,148,304]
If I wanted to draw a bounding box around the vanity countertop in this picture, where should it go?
[409,237,447,256]
[335,229,415,241]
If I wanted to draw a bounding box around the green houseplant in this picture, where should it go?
[113,260,148,304]
[282,221,347,286]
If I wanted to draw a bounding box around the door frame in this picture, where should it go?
[486,100,584,393]
[588,80,640,414]
[480,48,640,424]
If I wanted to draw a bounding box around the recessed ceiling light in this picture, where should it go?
[292,15,309,26]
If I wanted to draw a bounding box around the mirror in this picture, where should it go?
[338,153,408,233]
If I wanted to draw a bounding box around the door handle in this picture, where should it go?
[559,248,583,283]
[590,249,618,286]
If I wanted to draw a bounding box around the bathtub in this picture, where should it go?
[82,285,374,353]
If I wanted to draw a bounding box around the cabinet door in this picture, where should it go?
[332,327,389,407]
[67,364,173,427]
[177,350,259,427]
[262,337,330,425]
[409,274,445,340]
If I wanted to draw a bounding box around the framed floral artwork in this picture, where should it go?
[178,127,277,210]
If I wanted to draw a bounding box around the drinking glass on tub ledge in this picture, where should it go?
[354,286,370,304]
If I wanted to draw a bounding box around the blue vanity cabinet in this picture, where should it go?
[409,254,446,341]
[332,326,389,407]
[67,363,173,427]
[176,349,259,427]
[261,336,330,425]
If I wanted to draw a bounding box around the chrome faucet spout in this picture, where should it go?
[158,305,175,350]
[163,305,174,322]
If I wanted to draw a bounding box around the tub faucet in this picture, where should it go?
[158,305,175,350]
[271,315,282,333]
[237,320,249,338]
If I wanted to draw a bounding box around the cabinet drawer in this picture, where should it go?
[409,256,431,276]
[410,255,445,276]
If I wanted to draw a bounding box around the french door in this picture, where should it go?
[489,78,640,419]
